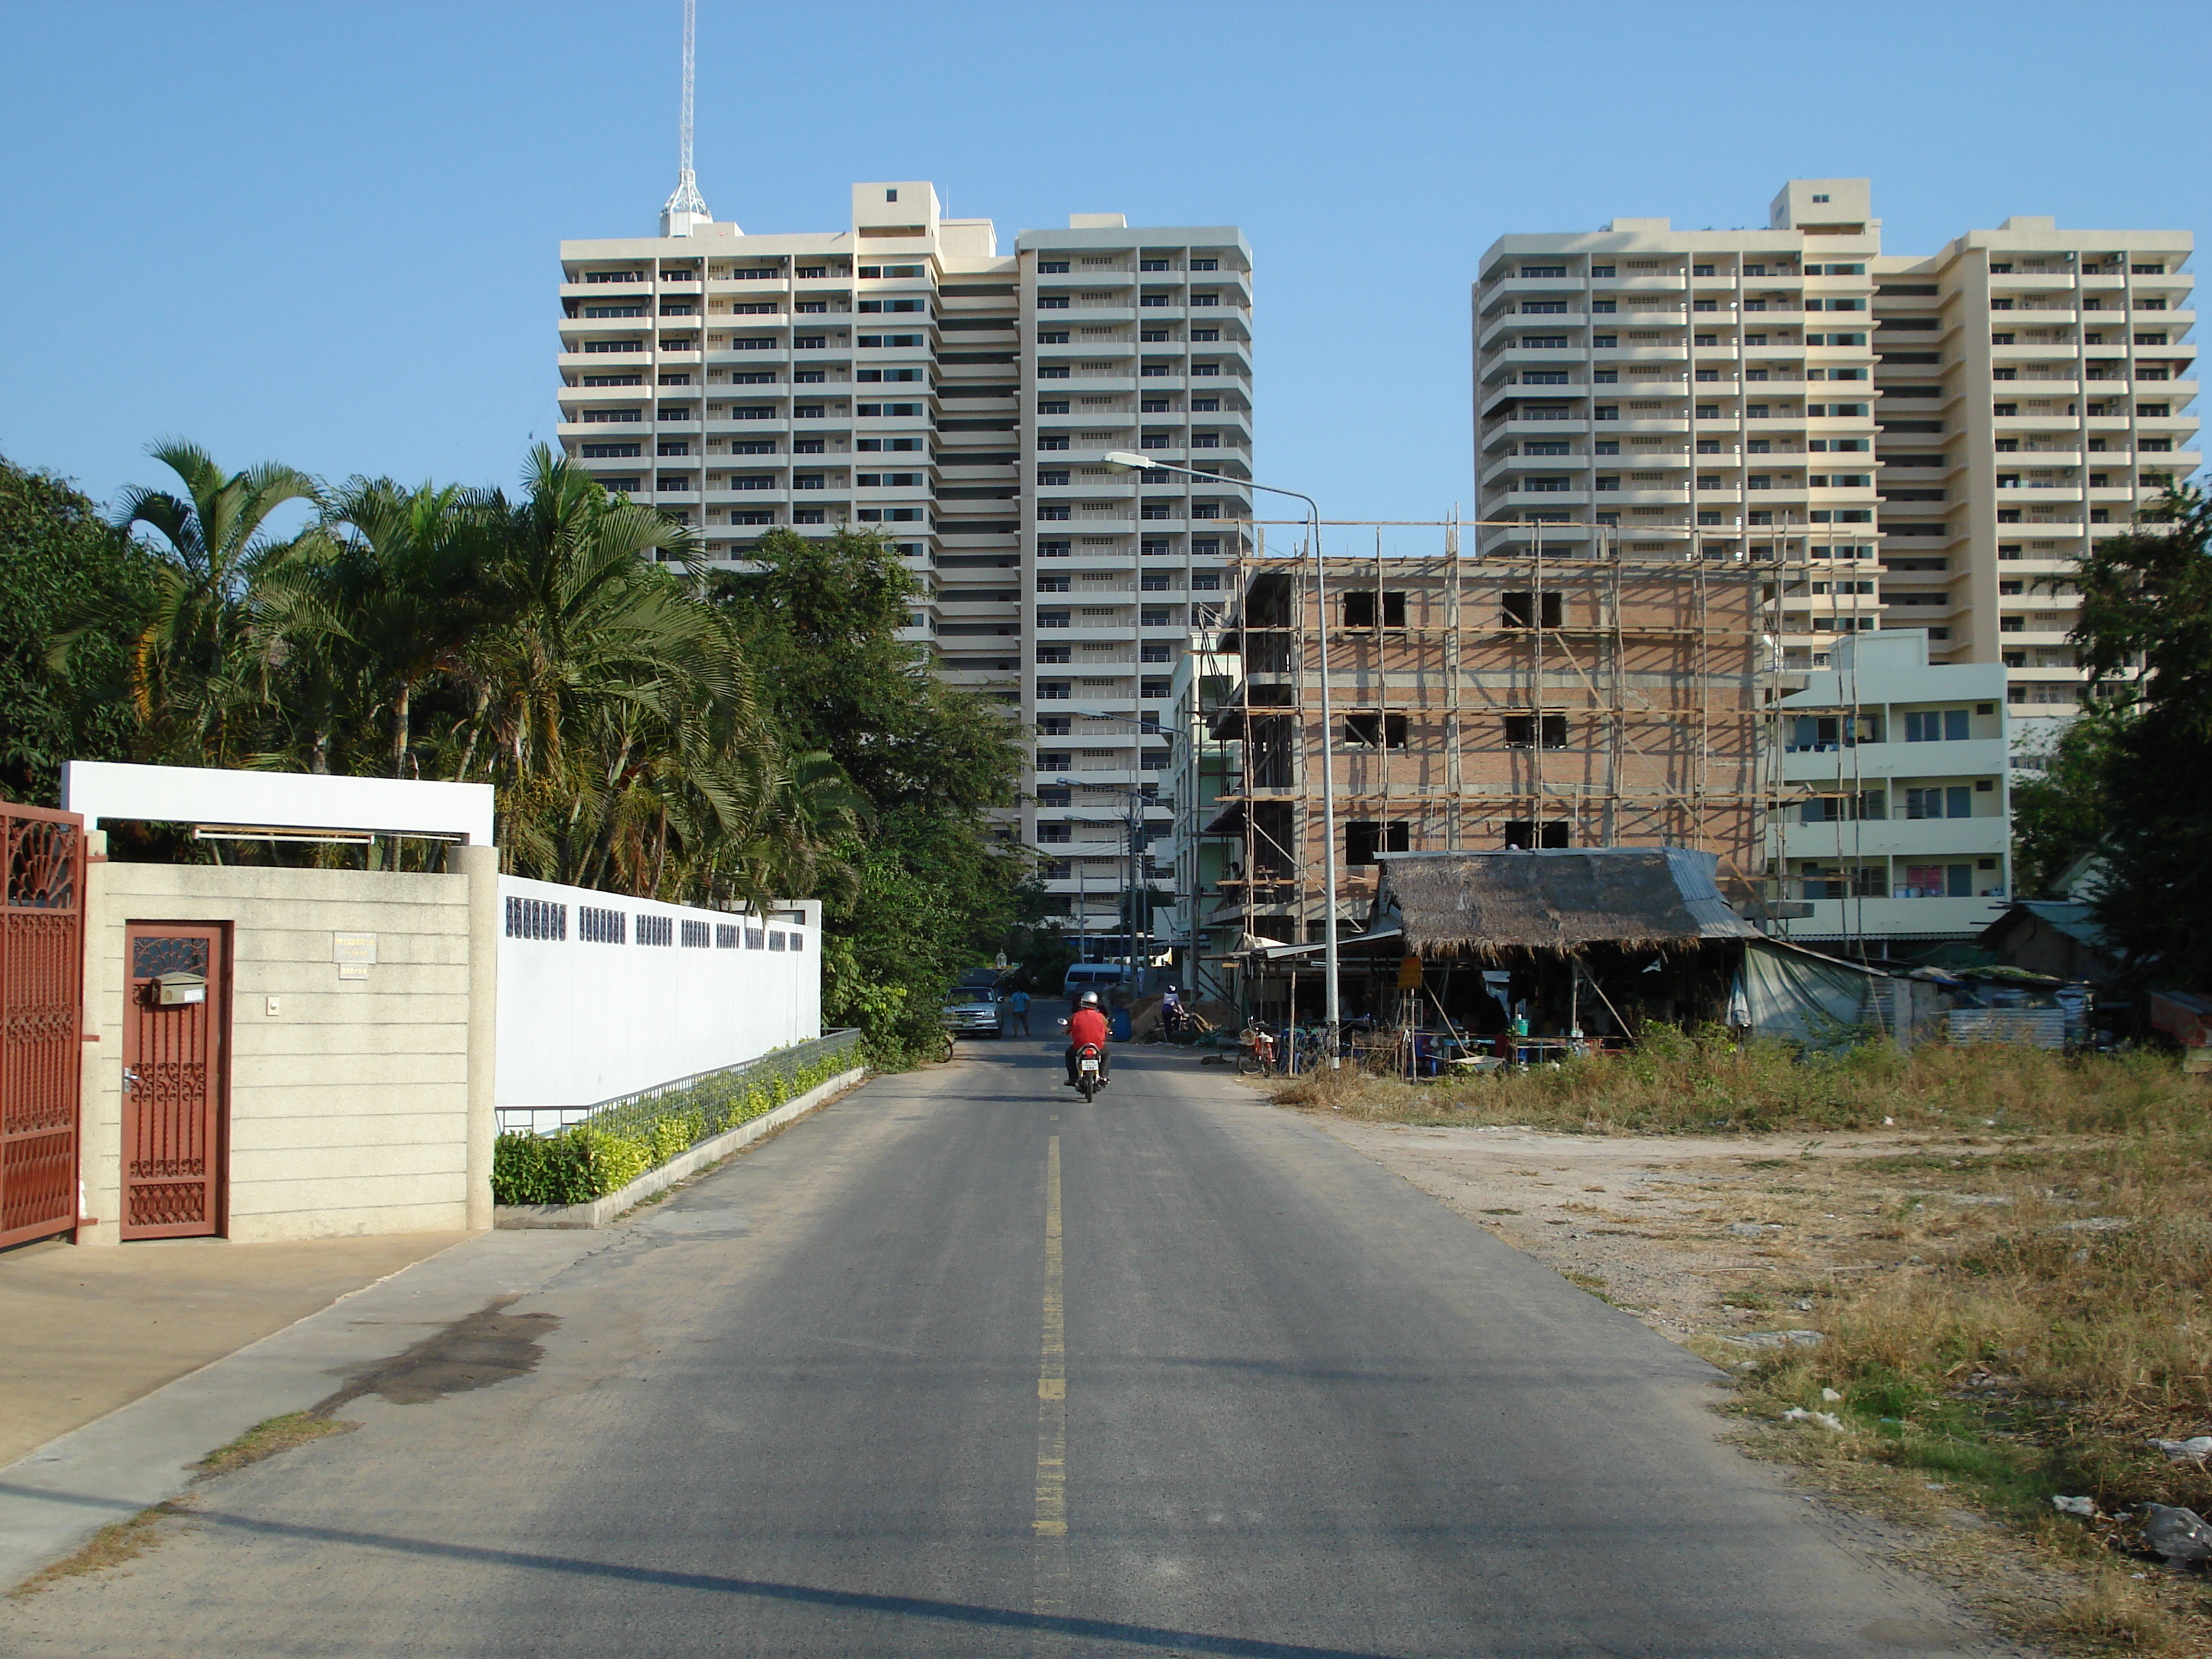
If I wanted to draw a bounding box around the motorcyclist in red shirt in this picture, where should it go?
[1064,991,1112,1089]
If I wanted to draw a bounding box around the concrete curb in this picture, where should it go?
[493,1066,868,1230]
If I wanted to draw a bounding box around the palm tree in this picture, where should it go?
[104,439,320,764]
[455,446,778,894]
[270,478,506,776]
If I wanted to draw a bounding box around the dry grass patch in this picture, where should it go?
[191,1411,357,1480]
[6,1502,194,1601]
[1278,1029,2210,1139]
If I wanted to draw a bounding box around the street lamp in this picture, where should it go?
[1102,451,1342,1064]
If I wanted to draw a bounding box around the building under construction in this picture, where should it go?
[1173,521,1784,1006]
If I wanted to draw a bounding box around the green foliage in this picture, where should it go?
[2008,696,2136,897]
[51,439,1022,1082]
[489,1042,858,1206]
[0,459,154,803]
[1002,920,1079,994]
[712,530,1026,1066]
[2066,485,2212,985]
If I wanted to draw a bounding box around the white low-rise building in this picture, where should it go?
[1771,631,2011,952]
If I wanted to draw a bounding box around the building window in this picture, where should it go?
[1341,713,1409,749]
[1503,714,1569,750]
[1501,590,1563,629]
[1503,820,1570,850]
[1344,821,1411,865]
[1902,709,1971,742]
[1341,589,1407,628]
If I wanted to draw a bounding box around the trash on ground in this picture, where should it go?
[1783,1407,1845,1431]
[2136,1503,2212,1565]
[1725,1329,1825,1349]
[2052,1495,2100,1519]
[1821,1388,1843,1403]
[2149,1436,2212,1463]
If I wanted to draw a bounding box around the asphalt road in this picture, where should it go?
[1,1025,1997,1658]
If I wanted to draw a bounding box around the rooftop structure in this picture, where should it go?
[1474,181,2198,755]
[557,184,1252,905]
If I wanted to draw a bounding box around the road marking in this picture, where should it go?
[1032,1135,1069,1650]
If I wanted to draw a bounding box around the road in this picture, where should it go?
[1,1025,1996,1657]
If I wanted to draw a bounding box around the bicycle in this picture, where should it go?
[1235,1026,1279,1076]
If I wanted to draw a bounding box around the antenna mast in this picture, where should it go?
[660,0,711,236]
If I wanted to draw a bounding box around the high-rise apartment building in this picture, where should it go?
[1474,181,1889,673]
[1870,222,2197,757]
[557,183,1254,937]
[1475,181,2198,757]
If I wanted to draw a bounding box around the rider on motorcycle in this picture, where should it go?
[1064,991,1112,1089]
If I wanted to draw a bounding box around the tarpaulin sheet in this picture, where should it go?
[1736,940,1890,1048]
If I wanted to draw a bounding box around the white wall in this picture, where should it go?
[495,876,822,1115]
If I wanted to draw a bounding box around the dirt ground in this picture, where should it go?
[1301,1110,2212,1654]
[1308,1113,2036,1345]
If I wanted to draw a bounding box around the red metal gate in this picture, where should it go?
[0,803,86,1250]
[122,922,230,1239]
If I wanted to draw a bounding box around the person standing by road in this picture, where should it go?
[1004,986,1031,1037]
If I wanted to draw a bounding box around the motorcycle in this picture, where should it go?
[1074,1041,1105,1102]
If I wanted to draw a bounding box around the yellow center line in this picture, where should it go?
[1032,1135,1069,1647]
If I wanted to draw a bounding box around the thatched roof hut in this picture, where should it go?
[1371,848,1757,960]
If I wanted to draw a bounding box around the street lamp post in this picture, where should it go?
[1104,452,1341,1064]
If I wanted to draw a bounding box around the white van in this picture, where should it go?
[1061,963,1130,1001]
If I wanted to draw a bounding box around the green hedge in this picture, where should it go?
[491,1040,860,1207]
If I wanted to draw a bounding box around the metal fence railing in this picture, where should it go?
[496,1028,863,1141]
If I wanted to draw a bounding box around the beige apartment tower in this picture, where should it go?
[557,184,1254,934]
[1475,181,2198,760]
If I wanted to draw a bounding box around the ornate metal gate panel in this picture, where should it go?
[121,923,229,1240]
[0,804,86,1250]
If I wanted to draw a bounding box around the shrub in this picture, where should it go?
[490,1038,863,1205]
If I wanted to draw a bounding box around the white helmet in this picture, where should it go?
[1079,991,1102,1007]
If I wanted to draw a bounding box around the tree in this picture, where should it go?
[711,528,1027,1058]
[0,458,150,804]
[2008,695,2136,898]
[454,446,772,899]
[104,439,320,766]
[277,477,507,778]
[2067,485,2212,984]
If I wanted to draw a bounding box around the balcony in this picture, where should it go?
[1776,816,2006,860]
[1782,894,2008,940]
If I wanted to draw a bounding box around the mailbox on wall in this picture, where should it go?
[153,971,207,1007]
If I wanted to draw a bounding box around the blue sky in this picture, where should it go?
[3,0,2206,523]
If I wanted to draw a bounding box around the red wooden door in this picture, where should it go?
[122,923,229,1240]
[0,804,86,1249]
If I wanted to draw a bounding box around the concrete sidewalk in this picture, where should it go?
[0,1226,612,1591]
[0,1231,470,1469]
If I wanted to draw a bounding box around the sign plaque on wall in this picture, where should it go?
[333,932,377,981]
